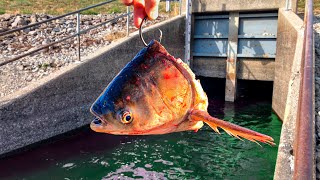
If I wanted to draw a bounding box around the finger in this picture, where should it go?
[121,0,133,6]
[145,0,159,20]
[133,0,147,28]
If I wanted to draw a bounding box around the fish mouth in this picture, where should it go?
[92,117,104,125]
[90,117,109,133]
[90,106,108,127]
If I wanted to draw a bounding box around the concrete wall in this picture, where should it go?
[191,57,275,81]
[272,9,303,120]
[191,0,297,13]
[237,58,274,81]
[0,16,185,157]
[192,57,226,78]
[272,9,304,180]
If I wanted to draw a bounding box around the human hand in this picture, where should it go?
[121,0,160,28]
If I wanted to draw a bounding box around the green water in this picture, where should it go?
[0,101,282,180]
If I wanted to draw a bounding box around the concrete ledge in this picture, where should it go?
[0,16,185,156]
[191,57,275,81]
[273,9,305,180]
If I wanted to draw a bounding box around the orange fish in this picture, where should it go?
[90,40,275,145]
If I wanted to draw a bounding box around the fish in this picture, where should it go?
[90,40,275,146]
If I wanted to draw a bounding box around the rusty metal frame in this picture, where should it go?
[293,0,315,179]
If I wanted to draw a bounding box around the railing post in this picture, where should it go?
[126,6,130,37]
[285,0,290,10]
[179,0,182,15]
[166,0,170,12]
[184,0,191,66]
[76,13,81,61]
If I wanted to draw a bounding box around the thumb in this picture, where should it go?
[133,0,147,28]
[121,0,133,6]
[145,0,159,20]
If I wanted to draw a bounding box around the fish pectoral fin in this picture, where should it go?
[189,109,275,146]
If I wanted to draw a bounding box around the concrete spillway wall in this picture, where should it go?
[272,9,306,179]
[0,16,185,156]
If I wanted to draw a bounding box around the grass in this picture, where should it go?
[297,0,320,13]
[0,0,180,16]
[1,0,317,15]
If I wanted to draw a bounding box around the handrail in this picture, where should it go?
[0,13,130,67]
[293,0,314,179]
[0,0,131,66]
[0,0,115,37]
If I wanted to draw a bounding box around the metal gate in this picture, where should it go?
[191,11,278,101]
[192,12,278,60]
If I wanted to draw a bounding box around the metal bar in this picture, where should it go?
[0,0,115,37]
[194,15,229,19]
[238,35,277,39]
[179,0,182,15]
[192,53,227,57]
[194,35,228,39]
[79,13,129,34]
[285,0,290,10]
[239,13,278,18]
[126,6,130,36]
[0,34,78,67]
[293,0,314,178]
[0,13,130,67]
[76,13,81,61]
[237,54,276,58]
[184,0,191,65]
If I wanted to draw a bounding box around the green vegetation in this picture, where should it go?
[2,0,316,16]
[1,0,127,15]
[298,0,320,13]
[0,9,5,15]
[0,0,180,15]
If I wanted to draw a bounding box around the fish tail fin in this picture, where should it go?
[190,110,275,146]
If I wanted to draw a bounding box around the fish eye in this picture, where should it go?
[121,111,133,124]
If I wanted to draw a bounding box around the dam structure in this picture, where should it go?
[0,0,315,179]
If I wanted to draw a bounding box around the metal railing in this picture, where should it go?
[0,0,132,67]
[293,0,315,179]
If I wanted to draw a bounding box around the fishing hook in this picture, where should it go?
[139,16,162,47]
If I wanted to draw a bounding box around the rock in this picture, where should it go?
[66,28,73,33]
[28,31,37,36]
[52,28,60,32]
[0,14,12,21]
[11,16,27,28]
[31,67,39,72]
[30,15,37,24]
[42,39,50,45]
[84,21,92,25]
[0,28,9,33]
[16,65,24,71]
[25,75,33,82]
[0,21,9,29]
[23,28,31,33]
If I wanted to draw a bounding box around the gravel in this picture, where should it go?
[0,13,169,98]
